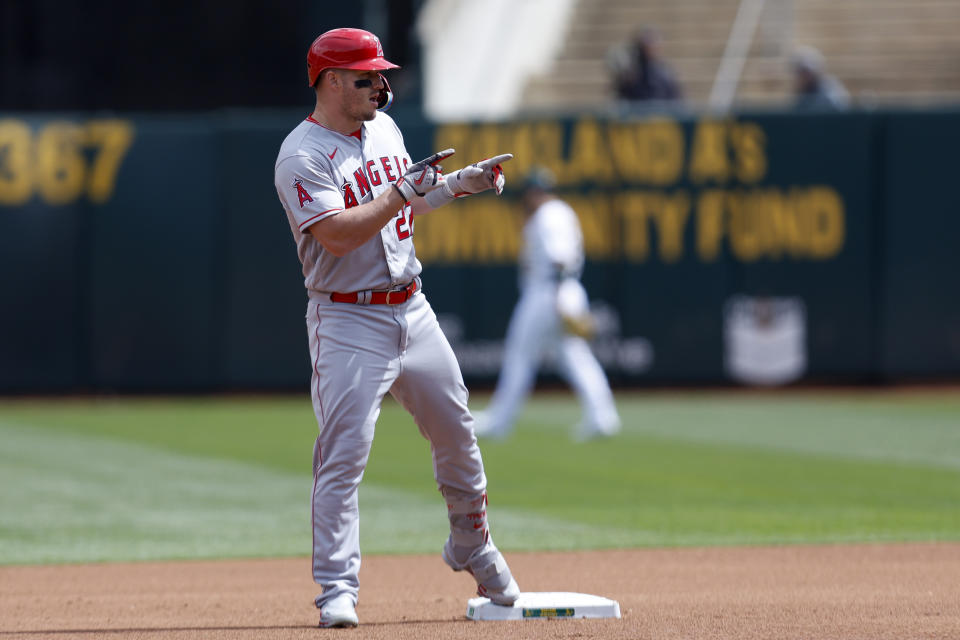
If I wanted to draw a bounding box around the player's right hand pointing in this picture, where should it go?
[393,148,456,201]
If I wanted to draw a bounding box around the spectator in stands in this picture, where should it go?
[791,45,851,110]
[608,27,682,103]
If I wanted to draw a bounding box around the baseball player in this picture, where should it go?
[273,28,519,628]
[473,168,621,441]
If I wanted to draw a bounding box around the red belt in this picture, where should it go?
[329,279,419,305]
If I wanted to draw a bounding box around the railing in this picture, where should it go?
[708,0,776,113]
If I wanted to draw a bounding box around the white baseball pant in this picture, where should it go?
[483,283,619,437]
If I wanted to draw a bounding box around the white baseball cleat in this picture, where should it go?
[443,540,520,606]
[574,416,622,442]
[318,594,359,628]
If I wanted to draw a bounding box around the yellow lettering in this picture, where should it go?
[85,120,134,204]
[606,123,644,181]
[696,190,725,262]
[440,121,566,191]
[701,187,846,263]
[413,208,453,264]
[727,190,763,261]
[688,120,730,184]
[566,194,617,260]
[0,119,33,205]
[565,118,615,184]
[416,198,521,264]
[36,122,87,205]
[802,186,845,258]
[510,121,566,179]
[609,119,685,186]
[730,122,767,183]
[643,119,685,185]
[505,123,534,177]
[759,189,795,259]
[433,124,473,163]
[619,192,653,262]
[472,124,509,167]
[619,191,691,262]
[651,192,690,263]
[433,123,511,170]
[0,119,135,206]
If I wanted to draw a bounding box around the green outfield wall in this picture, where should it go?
[1,108,957,391]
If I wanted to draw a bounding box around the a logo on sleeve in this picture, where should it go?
[340,179,359,209]
[293,178,313,208]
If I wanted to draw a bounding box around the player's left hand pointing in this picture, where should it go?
[443,153,514,196]
[394,148,456,201]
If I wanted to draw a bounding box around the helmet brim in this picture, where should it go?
[334,57,401,72]
[309,58,400,86]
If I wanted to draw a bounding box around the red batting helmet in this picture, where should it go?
[307,28,400,87]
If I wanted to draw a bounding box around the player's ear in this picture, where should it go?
[324,69,340,90]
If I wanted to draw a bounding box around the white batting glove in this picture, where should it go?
[447,153,514,195]
[393,148,455,202]
[424,153,514,209]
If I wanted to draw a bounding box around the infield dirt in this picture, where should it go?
[2,543,958,639]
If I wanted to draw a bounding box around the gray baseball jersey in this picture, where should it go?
[275,112,419,294]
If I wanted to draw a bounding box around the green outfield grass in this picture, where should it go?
[1,390,958,565]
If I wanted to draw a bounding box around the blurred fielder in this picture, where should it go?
[474,168,621,441]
